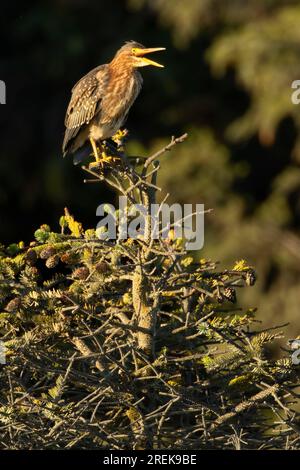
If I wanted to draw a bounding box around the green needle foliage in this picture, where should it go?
[0,135,299,449]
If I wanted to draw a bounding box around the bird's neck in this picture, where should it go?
[109,59,140,80]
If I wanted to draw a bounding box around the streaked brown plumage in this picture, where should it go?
[62,41,165,162]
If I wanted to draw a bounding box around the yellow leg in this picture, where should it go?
[88,138,120,169]
[100,152,120,164]
[89,137,100,162]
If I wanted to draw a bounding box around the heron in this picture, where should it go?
[62,41,165,166]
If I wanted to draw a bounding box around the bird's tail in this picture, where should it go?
[62,127,80,158]
[62,128,90,164]
[71,144,91,165]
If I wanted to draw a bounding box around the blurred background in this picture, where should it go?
[1,0,300,338]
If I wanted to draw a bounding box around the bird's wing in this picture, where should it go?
[63,64,108,155]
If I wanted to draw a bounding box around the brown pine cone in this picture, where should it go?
[40,246,56,260]
[60,252,78,265]
[45,255,60,268]
[95,261,110,274]
[72,267,90,280]
[25,249,37,266]
[6,297,22,312]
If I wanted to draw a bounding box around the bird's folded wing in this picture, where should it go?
[64,64,108,130]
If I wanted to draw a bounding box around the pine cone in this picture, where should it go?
[45,255,59,269]
[72,267,89,280]
[40,246,56,260]
[95,261,109,273]
[25,249,37,265]
[6,297,22,312]
[60,252,78,265]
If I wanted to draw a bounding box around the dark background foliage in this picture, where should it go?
[1,0,300,337]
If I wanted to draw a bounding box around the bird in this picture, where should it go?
[62,41,165,166]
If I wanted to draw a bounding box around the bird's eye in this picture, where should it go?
[131,48,137,55]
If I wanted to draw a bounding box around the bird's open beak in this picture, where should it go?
[135,47,166,68]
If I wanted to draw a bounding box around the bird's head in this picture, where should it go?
[113,41,166,69]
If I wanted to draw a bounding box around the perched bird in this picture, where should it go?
[62,41,165,165]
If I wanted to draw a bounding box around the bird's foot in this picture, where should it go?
[111,129,128,148]
[88,152,120,170]
[101,152,121,164]
[88,160,102,170]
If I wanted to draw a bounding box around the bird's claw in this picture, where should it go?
[88,153,120,170]
[88,161,103,170]
[101,153,120,164]
[111,129,129,148]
